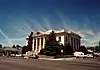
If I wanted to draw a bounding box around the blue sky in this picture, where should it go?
[0,0,100,46]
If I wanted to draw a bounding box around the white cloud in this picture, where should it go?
[9,37,25,41]
[24,23,33,32]
[57,12,99,46]
[12,20,34,37]
[58,12,69,30]
[0,29,12,45]
[1,13,99,47]
[71,27,100,47]
[27,18,45,31]
[42,16,52,29]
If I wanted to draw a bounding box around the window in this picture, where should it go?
[66,36,67,42]
[59,36,61,42]
[37,38,40,51]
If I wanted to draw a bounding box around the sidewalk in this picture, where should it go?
[38,55,76,61]
[39,57,76,61]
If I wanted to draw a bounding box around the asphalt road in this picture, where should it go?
[0,57,100,70]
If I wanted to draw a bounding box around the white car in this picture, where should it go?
[74,52,85,58]
[93,52,100,57]
[16,54,22,57]
[74,52,93,58]
[84,54,93,58]
[23,51,39,59]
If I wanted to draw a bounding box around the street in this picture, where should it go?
[0,56,100,70]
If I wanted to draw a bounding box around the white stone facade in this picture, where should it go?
[26,29,81,53]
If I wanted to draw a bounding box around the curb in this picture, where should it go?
[39,57,76,61]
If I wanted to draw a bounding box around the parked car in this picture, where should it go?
[74,52,84,58]
[23,51,39,59]
[16,54,22,57]
[84,54,93,58]
[74,52,93,58]
[93,52,100,57]
[28,54,39,59]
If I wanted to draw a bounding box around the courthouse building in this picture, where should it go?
[26,29,81,53]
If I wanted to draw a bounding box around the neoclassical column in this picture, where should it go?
[32,39,34,51]
[71,37,73,51]
[77,39,79,51]
[78,39,80,51]
[69,37,71,46]
[41,37,43,49]
[73,38,75,51]
[39,37,41,52]
[75,38,77,51]
[74,38,76,51]
[35,38,38,52]
[43,37,45,48]
[37,38,40,53]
